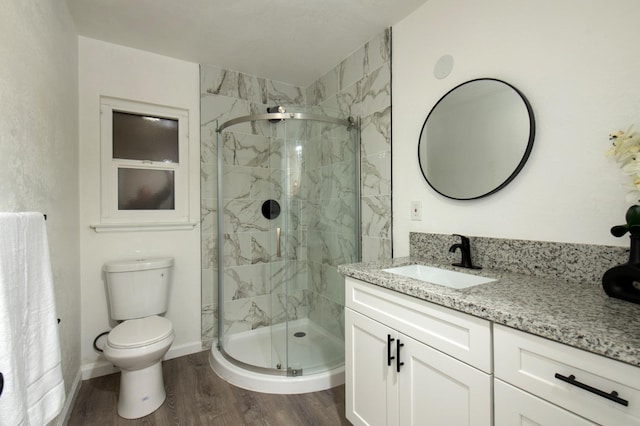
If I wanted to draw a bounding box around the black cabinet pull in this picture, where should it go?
[554,373,628,406]
[387,334,395,366]
[0,372,3,398]
[396,340,405,372]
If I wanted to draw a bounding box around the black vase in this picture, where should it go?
[602,234,640,304]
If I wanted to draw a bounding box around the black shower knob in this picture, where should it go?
[261,200,281,220]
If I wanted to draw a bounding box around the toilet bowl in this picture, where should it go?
[103,315,175,419]
[103,257,174,418]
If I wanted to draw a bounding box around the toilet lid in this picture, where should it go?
[108,316,173,349]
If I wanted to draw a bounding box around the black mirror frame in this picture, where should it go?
[418,78,536,200]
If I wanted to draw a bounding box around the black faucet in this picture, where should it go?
[449,234,481,270]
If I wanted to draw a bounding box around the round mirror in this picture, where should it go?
[418,78,535,200]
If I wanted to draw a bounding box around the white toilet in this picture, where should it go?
[103,257,175,419]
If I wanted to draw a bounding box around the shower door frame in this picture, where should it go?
[215,111,360,377]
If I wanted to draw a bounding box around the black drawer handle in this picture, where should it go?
[396,339,405,373]
[387,334,395,366]
[0,372,3,398]
[554,373,628,406]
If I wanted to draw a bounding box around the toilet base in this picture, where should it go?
[117,361,166,419]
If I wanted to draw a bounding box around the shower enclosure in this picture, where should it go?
[209,106,360,393]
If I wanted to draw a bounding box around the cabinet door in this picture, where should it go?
[346,308,398,426]
[495,379,595,425]
[398,333,491,426]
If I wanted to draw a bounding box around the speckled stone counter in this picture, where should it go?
[338,257,640,368]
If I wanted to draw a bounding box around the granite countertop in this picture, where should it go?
[339,257,640,368]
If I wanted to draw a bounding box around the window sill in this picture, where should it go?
[90,222,198,233]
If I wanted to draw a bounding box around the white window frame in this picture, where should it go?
[99,96,190,227]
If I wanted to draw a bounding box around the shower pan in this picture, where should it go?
[209,106,360,393]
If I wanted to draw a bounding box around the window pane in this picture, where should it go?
[113,111,179,162]
[118,168,175,210]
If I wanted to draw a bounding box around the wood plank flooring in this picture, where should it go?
[68,350,349,425]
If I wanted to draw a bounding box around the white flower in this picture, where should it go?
[608,125,640,201]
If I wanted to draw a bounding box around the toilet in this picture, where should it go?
[102,257,175,419]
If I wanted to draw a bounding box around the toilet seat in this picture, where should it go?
[108,316,173,349]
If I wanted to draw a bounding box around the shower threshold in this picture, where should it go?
[210,318,345,394]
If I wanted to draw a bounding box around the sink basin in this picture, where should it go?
[382,265,495,289]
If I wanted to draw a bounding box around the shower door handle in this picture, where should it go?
[276,227,281,257]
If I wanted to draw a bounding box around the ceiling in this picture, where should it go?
[65,0,429,87]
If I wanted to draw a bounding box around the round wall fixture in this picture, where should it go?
[418,78,535,200]
[261,199,281,220]
[434,54,454,79]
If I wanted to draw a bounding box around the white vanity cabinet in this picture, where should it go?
[345,277,492,426]
[494,324,640,426]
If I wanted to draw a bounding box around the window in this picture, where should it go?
[100,97,190,226]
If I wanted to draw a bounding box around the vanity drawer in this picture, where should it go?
[495,379,596,425]
[494,324,640,425]
[345,277,492,372]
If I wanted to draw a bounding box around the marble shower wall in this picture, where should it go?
[304,119,359,340]
[305,29,392,338]
[200,65,307,348]
[200,28,392,348]
[306,28,392,262]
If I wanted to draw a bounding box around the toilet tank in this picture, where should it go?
[104,257,173,320]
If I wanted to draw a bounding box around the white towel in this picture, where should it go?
[0,212,65,426]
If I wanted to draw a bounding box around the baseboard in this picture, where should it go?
[80,340,203,380]
[81,360,119,380]
[164,340,203,360]
[56,370,82,426]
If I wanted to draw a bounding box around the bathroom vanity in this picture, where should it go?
[340,258,640,426]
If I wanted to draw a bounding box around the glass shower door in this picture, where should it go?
[268,117,305,375]
[215,107,358,377]
[279,114,360,376]
[267,119,290,373]
[217,115,285,373]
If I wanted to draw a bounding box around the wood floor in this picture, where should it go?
[68,350,349,425]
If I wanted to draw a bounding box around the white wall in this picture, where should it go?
[0,0,81,419]
[392,0,640,256]
[79,37,202,377]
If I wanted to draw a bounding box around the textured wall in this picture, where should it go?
[0,0,80,416]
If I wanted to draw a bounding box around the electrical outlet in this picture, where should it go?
[410,201,422,221]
